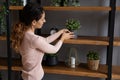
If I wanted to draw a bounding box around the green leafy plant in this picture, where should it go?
[63,0,68,6]
[87,50,99,60]
[0,2,7,35]
[10,0,18,6]
[65,18,80,31]
[51,0,68,6]
[51,0,61,6]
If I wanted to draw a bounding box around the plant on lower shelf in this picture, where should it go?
[87,50,100,70]
[45,53,58,66]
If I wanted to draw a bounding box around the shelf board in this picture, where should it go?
[44,6,111,11]
[8,6,111,11]
[116,7,120,11]
[64,36,109,45]
[0,58,120,79]
[9,6,23,10]
[64,36,120,46]
[0,36,6,40]
[1,36,120,46]
[43,62,107,78]
[114,37,120,46]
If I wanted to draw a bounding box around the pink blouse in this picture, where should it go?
[20,31,63,80]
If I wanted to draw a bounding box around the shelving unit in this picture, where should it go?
[0,0,119,80]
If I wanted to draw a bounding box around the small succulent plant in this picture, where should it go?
[87,50,99,60]
[65,18,80,31]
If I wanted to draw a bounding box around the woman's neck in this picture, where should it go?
[27,27,35,33]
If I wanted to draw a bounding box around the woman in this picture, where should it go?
[11,2,74,80]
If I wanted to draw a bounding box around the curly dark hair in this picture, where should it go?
[11,2,44,52]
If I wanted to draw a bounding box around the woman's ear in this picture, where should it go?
[32,20,37,26]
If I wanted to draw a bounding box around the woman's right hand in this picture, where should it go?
[60,31,75,41]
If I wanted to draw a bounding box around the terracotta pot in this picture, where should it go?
[87,60,100,70]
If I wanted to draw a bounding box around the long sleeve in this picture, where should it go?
[31,35,63,54]
[46,31,62,43]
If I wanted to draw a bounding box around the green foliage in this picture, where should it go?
[87,50,99,60]
[0,3,7,23]
[65,18,80,31]
[51,0,68,6]
[52,0,61,3]
[0,2,7,34]
[10,0,17,5]
[51,0,61,6]
[10,0,22,6]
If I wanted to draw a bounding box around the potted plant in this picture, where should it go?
[0,2,7,35]
[10,0,24,6]
[51,0,61,6]
[10,0,17,6]
[45,53,58,66]
[65,18,80,38]
[87,50,100,70]
[51,0,69,6]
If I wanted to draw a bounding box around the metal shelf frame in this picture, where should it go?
[106,0,116,80]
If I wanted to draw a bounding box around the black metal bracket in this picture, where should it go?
[6,0,12,80]
[106,0,116,80]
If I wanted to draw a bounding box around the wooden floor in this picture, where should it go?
[0,58,120,79]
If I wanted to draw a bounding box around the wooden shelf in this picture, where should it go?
[44,62,107,78]
[64,36,109,45]
[64,36,120,46]
[116,7,120,11]
[113,37,120,46]
[1,36,120,46]
[8,6,111,11]
[44,63,120,79]
[9,6,23,10]
[0,58,120,79]
[44,6,111,11]
[0,36,6,40]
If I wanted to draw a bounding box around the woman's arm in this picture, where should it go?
[32,36,63,54]
[46,31,62,43]
[46,29,70,43]
[31,31,74,54]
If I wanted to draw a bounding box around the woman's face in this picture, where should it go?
[34,12,46,29]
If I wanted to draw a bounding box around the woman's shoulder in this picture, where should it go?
[25,31,44,41]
